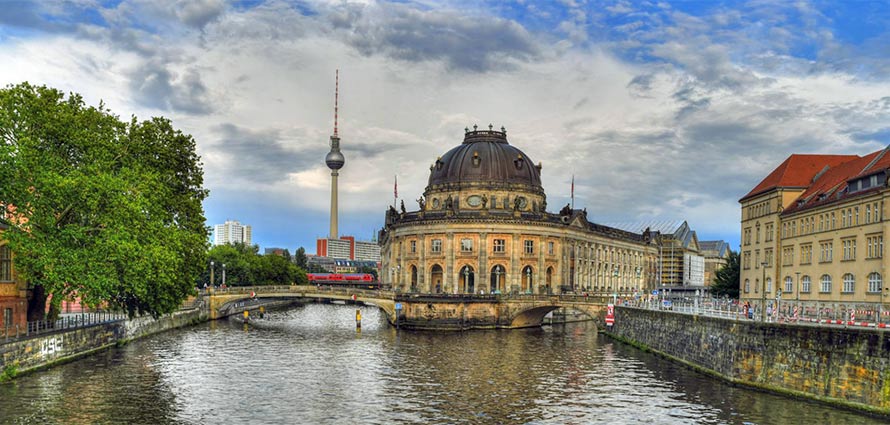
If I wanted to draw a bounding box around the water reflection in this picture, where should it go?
[0,303,884,424]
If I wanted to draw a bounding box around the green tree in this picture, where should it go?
[294,247,308,269]
[0,83,209,319]
[711,251,740,299]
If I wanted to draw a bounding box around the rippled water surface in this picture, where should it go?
[0,304,884,424]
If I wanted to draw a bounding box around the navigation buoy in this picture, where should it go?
[243,310,250,322]
[356,309,362,329]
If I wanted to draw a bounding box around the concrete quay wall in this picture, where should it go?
[608,307,890,415]
[0,308,208,378]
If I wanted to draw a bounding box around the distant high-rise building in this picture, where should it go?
[316,235,380,262]
[214,220,252,246]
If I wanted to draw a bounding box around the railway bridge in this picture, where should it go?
[205,285,609,330]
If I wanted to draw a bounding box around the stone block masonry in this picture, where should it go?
[608,307,890,416]
[0,308,208,377]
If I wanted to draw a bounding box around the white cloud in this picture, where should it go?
[3,0,890,250]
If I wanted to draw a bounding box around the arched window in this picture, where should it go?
[490,265,505,293]
[820,274,832,293]
[868,272,882,293]
[460,265,475,294]
[521,265,534,294]
[784,276,793,293]
[430,265,444,293]
[545,267,554,294]
[409,265,418,290]
[801,275,811,293]
[842,273,855,293]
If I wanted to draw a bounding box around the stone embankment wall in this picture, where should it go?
[608,307,890,415]
[1,307,207,377]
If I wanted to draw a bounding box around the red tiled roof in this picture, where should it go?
[740,154,859,201]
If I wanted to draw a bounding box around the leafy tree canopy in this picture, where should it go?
[711,250,740,299]
[202,243,308,286]
[0,83,209,319]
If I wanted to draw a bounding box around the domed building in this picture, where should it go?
[380,126,661,296]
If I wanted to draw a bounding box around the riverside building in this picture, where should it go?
[379,126,662,295]
[740,147,890,307]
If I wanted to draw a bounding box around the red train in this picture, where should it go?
[307,273,379,289]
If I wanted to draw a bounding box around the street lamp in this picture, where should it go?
[795,272,800,302]
[210,261,215,287]
[222,263,226,287]
[761,261,768,322]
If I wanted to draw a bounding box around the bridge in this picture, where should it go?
[205,285,609,330]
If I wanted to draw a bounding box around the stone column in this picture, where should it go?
[511,232,521,293]
[479,232,488,294]
[446,233,455,294]
[537,237,545,294]
[419,233,427,292]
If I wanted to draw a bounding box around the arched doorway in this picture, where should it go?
[431,265,443,293]
[545,266,553,294]
[410,265,418,292]
[521,265,534,294]
[490,265,505,293]
[460,265,475,294]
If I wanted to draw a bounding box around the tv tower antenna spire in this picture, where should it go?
[325,69,345,239]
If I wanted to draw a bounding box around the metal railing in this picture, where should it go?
[626,297,890,329]
[3,310,127,343]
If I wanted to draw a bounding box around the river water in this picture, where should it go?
[0,303,883,424]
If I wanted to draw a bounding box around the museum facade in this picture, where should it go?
[379,126,662,295]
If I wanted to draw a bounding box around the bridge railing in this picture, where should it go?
[3,310,127,343]
[625,298,890,329]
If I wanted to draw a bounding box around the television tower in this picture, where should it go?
[325,70,345,239]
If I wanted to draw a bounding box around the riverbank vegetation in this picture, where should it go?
[202,243,308,287]
[0,83,209,320]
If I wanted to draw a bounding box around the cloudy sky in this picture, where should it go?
[2,0,890,253]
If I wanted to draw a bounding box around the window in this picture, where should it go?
[831,212,836,229]
[493,239,505,254]
[819,241,833,262]
[842,239,856,261]
[855,206,859,225]
[784,276,793,293]
[3,308,11,327]
[744,279,750,293]
[431,239,442,253]
[782,247,794,266]
[820,274,832,293]
[765,223,774,241]
[460,238,473,252]
[548,241,554,255]
[410,240,417,253]
[800,244,812,264]
[766,277,772,293]
[868,273,882,293]
[0,245,10,282]
[842,273,855,293]
[764,248,773,267]
[867,235,883,258]
[755,223,760,243]
[867,205,872,223]
[524,240,534,255]
[755,250,760,267]
[802,276,811,293]
[743,251,751,269]
[744,228,751,245]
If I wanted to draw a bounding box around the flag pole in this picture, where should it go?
[571,174,575,210]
